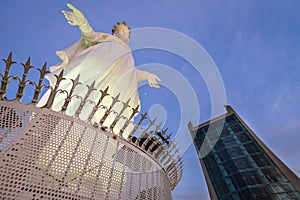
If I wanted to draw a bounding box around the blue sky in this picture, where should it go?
[1,1,300,199]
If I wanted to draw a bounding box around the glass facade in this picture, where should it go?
[192,114,300,200]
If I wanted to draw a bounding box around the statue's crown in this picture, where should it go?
[112,22,131,35]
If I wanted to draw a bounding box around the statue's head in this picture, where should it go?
[112,22,131,42]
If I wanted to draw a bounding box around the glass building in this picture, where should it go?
[189,105,300,200]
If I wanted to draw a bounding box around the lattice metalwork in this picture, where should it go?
[0,53,183,199]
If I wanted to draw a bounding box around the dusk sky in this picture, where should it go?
[1,1,299,199]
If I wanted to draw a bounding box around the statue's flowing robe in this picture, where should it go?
[38,34,140,130]
[35,34,142,185]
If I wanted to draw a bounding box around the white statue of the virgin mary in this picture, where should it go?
[38,4,160,132]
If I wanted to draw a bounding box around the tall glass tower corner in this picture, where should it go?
[189,105,300,200]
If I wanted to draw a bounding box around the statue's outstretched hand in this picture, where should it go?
[137,70,161,88]
[147,73,161,88]
[62,3,86,26]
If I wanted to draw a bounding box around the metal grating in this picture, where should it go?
[0,102,172,199]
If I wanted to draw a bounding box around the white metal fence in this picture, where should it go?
[0,53,183,199]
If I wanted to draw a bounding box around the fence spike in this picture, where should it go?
[87,86,110,122]
[99,93,120,126]
[43,70,66,109]
[31,62,48,104]
[119,105,140,137]
[109,98,131,134]
[15,57,34,102]
[0,52,16,99]
[61,74,81,112]
[75,81,96,117]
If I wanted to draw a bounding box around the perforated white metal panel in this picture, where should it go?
[0,102,171,199]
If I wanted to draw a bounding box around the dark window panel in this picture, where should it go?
[221,129,232,138]
[289,192,300,199]
[239,188,255,199]
[232,173,246,188]
[218,151,231,162]
[236,133,252,143]
[231,124,244,133]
